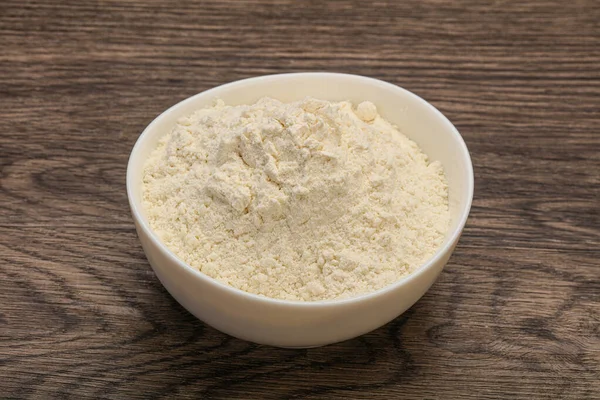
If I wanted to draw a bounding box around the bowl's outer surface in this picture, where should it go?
[127,73,473,347]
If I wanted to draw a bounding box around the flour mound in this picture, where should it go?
[143,97,449,301]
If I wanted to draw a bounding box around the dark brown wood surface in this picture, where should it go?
[1,0,599,398]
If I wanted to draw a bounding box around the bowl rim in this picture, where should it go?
[126,72,474,308]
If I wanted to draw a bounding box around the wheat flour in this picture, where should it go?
[142,97,449,301]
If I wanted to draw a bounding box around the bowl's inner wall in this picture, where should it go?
[129,74,471,247]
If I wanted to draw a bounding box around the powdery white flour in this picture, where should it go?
[143,97,449,301]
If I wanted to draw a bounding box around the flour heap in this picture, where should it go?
[142,97,449,301]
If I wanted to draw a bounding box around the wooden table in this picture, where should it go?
[2,1,599,398]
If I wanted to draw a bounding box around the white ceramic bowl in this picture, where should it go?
[127,72,474,348]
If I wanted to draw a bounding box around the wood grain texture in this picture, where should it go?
[1,0,599,398]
